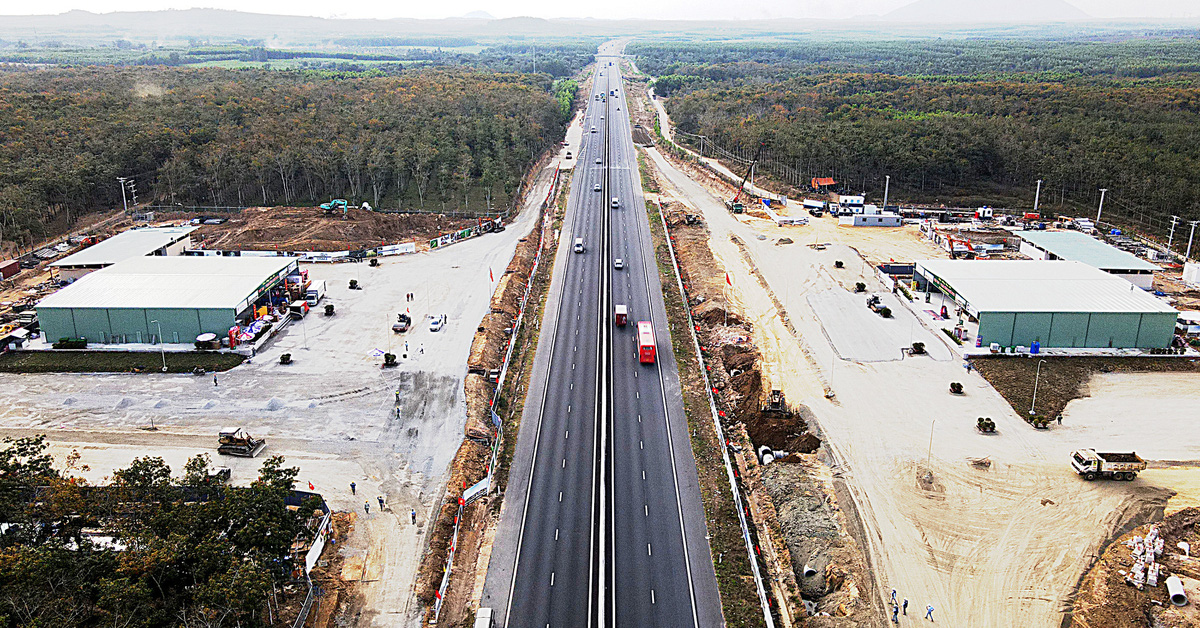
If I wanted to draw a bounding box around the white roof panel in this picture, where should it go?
[1016,230,1159,272]
[51,226,196,268]
[37,256,296,310]
[916,260,1177,315]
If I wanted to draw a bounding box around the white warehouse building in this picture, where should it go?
[1015,230,1158,289]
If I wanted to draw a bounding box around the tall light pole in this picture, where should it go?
[1033,179,1043,215]
[1187,220,1199,261]
[883,175,891,212]
[117,177,130,213]
[150,319,167,372]
[1096,188,1107,224]
[1029,359,1047,416]
[1168,215,1180,251]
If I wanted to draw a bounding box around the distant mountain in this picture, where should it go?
[886,0,1089,23]
[461,11,495,20]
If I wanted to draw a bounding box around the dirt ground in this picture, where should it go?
[192,206,479,252]
[639,134,1189,627]
[1072,507,1200,628]
[972,356,1200,424]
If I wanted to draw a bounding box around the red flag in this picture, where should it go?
[489,267,494,282]
[308,482,315,491]
[725,273,732,286]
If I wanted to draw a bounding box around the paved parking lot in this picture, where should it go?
[808,288,953,362]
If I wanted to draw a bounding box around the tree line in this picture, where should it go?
[634,39,1200,218]
[0,66,572,250]
[0,435,315,627]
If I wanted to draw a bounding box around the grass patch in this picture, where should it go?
[0,350,244,373]
[941,328,964,345]
[644,196,766,627]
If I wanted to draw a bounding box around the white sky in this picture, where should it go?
[2,0,1198,20]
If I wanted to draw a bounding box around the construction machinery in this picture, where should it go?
[392,313,411,333]
[217,428,267,457]
[762,389,787,413]
[726,140,768,214]
[1070,449,1146,481]
[320,199,349,217]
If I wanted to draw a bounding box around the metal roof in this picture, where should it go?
[1015,230,1159,272]
[916,260,1178,315]
[51,226,196,268]
[37,256,296,311]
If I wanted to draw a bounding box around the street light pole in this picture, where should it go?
[1186,221,1199,261]
[1033,179,1043,215]
[883,175,891,212]
[1096,188,1107,224]
[1029,358,1047,416]
[117,177,129,213]
[150,319,167,372]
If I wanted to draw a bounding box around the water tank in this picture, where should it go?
[1031,341,1040,354]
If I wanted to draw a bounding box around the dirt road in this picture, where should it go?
[643,146,1175,627]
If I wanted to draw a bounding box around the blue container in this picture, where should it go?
[1031,341,1040,354]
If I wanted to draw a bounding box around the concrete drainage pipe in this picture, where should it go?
[1166,575,1188,607]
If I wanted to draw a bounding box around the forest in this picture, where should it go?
[0,436,316,627]
[633,38,1200,227]
[0,65,573,251]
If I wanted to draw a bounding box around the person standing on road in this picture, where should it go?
[377,496,385,510]
[350,482,356,495]
[395,390,401,404]
[213,374,218,386]
[903,599,908,615]
[364,501,370,515]
[925,604,934,621]
[891,604,899,623]
[891,589,897,604]
[410,508,417,525]
[396,407,402,421]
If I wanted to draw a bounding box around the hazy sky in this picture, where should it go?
[4,0,1199,20]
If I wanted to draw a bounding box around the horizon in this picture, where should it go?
[3,0,1200,22]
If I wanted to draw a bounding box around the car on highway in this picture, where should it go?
[429,314,446,332]
[614,258,623,269]
[574,238,584,253]
[565,151,572,159]
[595,158,602,164]
[590,127,597,133]
[610,197,619,208]
[601,115,605,120]
[593,183,601,192]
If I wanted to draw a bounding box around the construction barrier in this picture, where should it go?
[655,200,777,628]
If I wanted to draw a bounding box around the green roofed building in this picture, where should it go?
[37,256,297,345]
[914,260,1178,349]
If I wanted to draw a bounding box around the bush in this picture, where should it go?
[854,281,865,292]
[879,307,892,318]
[53,337,87,349]
[911,342,926,355]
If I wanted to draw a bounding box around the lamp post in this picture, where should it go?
[1029,359,1047,416]
[1096,188,1107,224]
[1033,179,1043,215]
[150,320,167,372]
[883,175,890,212]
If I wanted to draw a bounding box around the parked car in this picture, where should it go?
[429,314,447,332]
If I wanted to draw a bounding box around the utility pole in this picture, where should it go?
[1033,179,1043,215]
[117,177,130,213]
[1187,220,1199,261]
[1096,188,1107,224]
[883,175,891,211]
[1168,215,1180,250]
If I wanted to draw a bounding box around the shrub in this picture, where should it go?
[53,337,87,349]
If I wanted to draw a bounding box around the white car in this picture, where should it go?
[595,158,602,164]
[429,314,446,332]
[614,258,623,270]
[594,183,602,192]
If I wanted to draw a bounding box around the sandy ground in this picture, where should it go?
[643,145,1185,627]
[0,164,559,626]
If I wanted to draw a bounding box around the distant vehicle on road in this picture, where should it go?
[611,197,619,209]
[590,126,597,133]
[594,183,601,192]
[637,321,656,364]
[288,300,310,319]
[217,428,266,457]
[574,238,584,253]
[392,312,411,333]
[595,158,602,164]
[614,258,623,270]
[565,151,572,159]
[615,304,628,326]
[305,280,326,306]
[429,314,446,332]
[474,608,494,628]
[1071,449,1145,481]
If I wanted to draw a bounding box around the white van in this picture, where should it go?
[574,238,584,253]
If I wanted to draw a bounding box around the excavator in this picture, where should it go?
[320,199,348,218]
[726,140,768,214]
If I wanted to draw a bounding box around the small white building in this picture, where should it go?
[834,194,865,215]
[839,204,901,227]
[1015,230,1158,289]
[51,226,196,282]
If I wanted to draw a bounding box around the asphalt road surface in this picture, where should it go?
[483,45,721,628]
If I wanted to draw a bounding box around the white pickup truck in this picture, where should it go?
[1070,449,1146,481]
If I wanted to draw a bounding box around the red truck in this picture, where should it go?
[614,305,627,327]
[637,321,656,364]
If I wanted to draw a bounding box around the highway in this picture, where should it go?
[482,43,722,627]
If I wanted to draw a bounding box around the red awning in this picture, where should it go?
[812,177,836,187]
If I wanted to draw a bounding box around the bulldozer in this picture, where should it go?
[217,428,267,457]
[320,199,349,217]
[762,389,787,413]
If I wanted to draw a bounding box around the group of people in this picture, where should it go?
[890,588,935,622]
[351,481,417,525]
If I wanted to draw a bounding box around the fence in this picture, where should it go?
[654,200,777,627]
[429,166,561,622]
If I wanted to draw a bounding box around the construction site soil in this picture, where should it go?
[655,192,875,626]
[191,206,478,252]
[1072,507,1200,628]
[971,356,1200,423]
